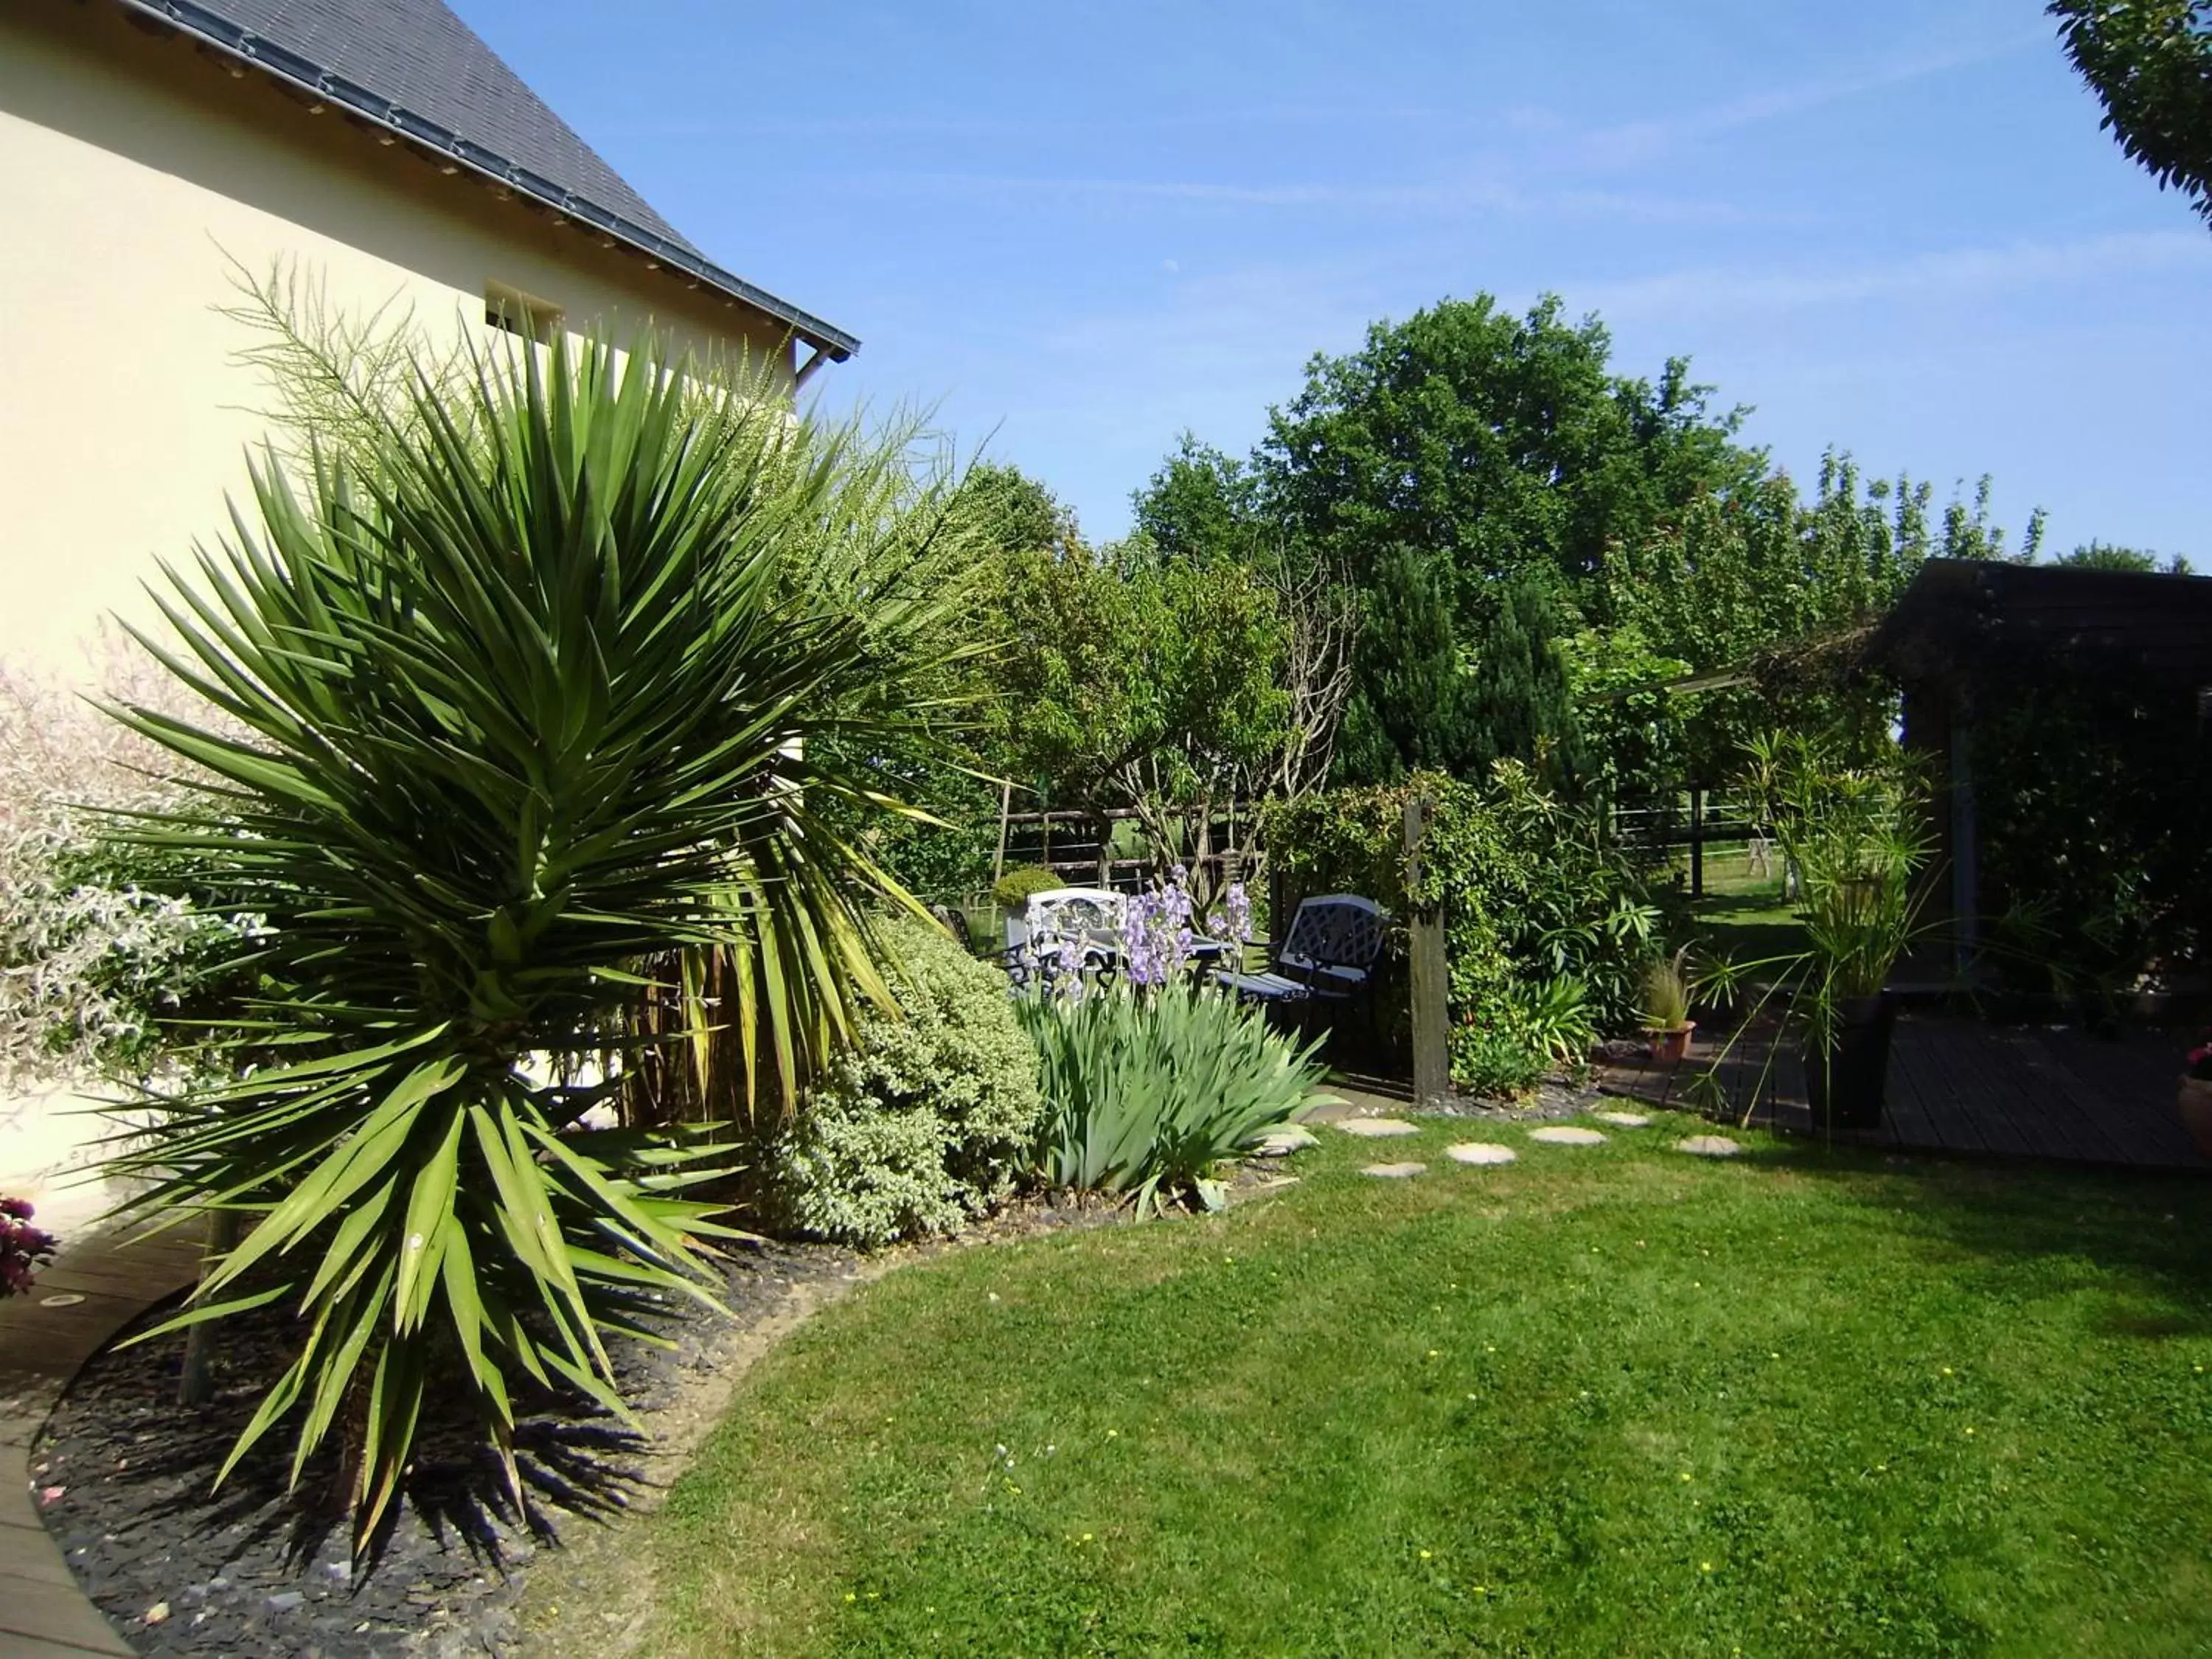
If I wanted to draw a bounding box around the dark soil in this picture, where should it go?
[32,1237,862,1657]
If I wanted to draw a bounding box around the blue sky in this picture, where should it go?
[473,0,2208,556]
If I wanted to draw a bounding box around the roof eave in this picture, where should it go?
[114,0,860,362]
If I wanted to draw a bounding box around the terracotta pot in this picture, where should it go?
[1644,1022,1695,1065]
[2180,1075,2212,1158]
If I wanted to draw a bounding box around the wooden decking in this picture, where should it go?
[1599,1014,2212,1172]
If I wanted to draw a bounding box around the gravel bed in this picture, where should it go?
[1417,1067,1627,1123]
[32,1237,861,1658]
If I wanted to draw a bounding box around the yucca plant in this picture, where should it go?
[102,331,975,1545]
[1017,983,1330,1216]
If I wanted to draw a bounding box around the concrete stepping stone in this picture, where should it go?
[1251,1125,1320,1157]
[1360,1161,1427,1179]
[1445,1142,1517,1166]
[1528,1125,1607,1146]
[1335,1117,1419,1138]
[1675,1135,1742,1158]
[1593,1110,1651,1127]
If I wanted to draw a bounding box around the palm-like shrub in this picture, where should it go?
[1018,984,1329,1216]
[105,335,971,1542]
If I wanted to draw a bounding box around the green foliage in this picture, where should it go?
[1267,764,1657,1093]
[1968,650,2212,1008]
[1640,948,1694,1031]
[992,537,1290,883]
[765,916,1042,1247]
[1599,456,2044,787]
[1332,548,1484,783]
[1016,983,1328,1217]
[106,332,968,1544]
[1130,434,1264,563]
[1556,624,1692,805]
[1718,732,1933,1058]
[1467,571,1588,791]
[1259,293,1758,608]
[1256,292,1755,786]
[0,657,257,1088]
[2051,0,2212,228]
[950,460,1079,562]
[992,864,1065,911]
[2056,540,2195,574]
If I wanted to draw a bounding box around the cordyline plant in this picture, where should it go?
[102,330,974,1546]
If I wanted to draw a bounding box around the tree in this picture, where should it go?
[956,459,1079,560]
[1131,434,1263,563]
[2056,539,2195,573]
[1467,573,1588,791]
[1257,293,1760,616]
[2051,1,2212,228]
[992,537,1292,899]
[1332,547,1484,784]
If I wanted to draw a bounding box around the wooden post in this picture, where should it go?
[992,780,1012,885]
[1688,785,1705,901]
[1950,711,1979,981]
[1405,793,1450,1111]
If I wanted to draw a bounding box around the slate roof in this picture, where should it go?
[114,0,858,358]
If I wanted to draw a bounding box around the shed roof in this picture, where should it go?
[115,0,858,361]
[1871,559,2212,689]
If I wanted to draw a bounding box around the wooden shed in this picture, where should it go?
[1868,559,2212,981]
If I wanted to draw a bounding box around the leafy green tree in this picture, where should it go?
[2051,1,2212,228]
[2056,539,2195,573]
[1598,454,2046,782]
[1131,434,1264,563]
[956,459,1079,560]
[108,335,970,1543]
[1257,293,1759,613]
[993,537,1290,891]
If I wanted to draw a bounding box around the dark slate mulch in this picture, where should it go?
[32,1238,860,1658]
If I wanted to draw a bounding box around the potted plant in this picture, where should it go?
[1639,948,1697,1063]
[1699,734,1933,1132]
[2180,1034,2212,1158]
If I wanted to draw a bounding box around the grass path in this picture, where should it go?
[533,1116,2212,1657]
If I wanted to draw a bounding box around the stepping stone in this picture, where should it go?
[1251,1125,1319,1157]
[1335,1117,1419,1138]
[1445,1142,1517,1166]
[1593,1110,1651,1127]
[1675,1135,1742,1158]
[1360,1161,1427,1179]
[1528,1125,1607,1145]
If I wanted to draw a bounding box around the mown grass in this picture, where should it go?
[624,1117,2212,1657]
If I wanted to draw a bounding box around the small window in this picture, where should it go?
[484,281,562,344]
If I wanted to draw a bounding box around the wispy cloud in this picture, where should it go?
[1575,27,2051,168]
[872,170,1797,226]
[1576,232,2212,319]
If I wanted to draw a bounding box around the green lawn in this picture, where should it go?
[609,1119,2212,1657]
[1680,850,1809,970]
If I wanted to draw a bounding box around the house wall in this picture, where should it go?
[0,0,797,681]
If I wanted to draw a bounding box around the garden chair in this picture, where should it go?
[1211,894,1385,1007]
[1006,886,1130,989]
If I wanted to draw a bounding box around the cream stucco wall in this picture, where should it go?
[0,0,799,679]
